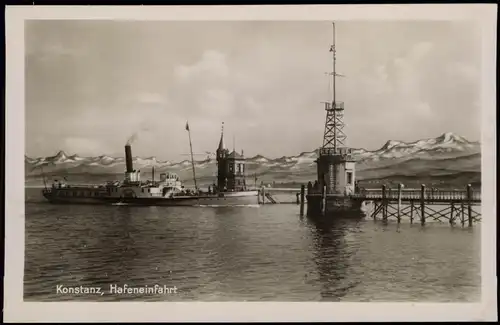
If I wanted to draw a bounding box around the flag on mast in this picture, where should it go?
[185,121,190,131]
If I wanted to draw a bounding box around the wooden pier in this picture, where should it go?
[364,184,481,226]
[257,186,304,204]
[300,183,482,226]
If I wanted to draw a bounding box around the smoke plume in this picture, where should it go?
[126,133,138,146]
[126,125,152,146]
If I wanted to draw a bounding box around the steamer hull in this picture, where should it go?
[42,189,259,207]
[121,192,259,207]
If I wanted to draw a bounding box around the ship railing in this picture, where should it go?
[62,184,108,189]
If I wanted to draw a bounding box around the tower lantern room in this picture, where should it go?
[316,22,356,196]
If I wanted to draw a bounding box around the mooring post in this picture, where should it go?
[306,182,313,215]
[420,184,426,226]
[397,183,403,224]
[261,186,265,205]
[467,184,473,227]
[381,185,387,221]
[322,185,327,215]
[460,201,465,227]
[410,201,414,224]
[450,202,455,225]
[299,185,305,216]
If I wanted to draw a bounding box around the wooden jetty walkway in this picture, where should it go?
[294,183,482,227]
[257,187,302,204]
[361,184,481,226]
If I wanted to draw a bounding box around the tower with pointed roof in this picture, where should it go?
[216,122,228,191]
[215,122,247,192]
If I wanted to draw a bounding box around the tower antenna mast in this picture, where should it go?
[332,21,336,107]
[322,21,346,152]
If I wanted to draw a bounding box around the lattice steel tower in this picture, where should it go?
[322,22,347,150]
[316,22,356,195]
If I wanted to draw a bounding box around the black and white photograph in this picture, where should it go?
[4,4,497,322]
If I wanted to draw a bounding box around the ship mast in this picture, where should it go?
[185,121,198,192]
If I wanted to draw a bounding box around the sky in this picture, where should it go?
[25,20,482,161]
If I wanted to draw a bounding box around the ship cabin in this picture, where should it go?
[137,172,183,197]
[45,180,109,198]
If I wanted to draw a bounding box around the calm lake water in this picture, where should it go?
[24,187,481,302]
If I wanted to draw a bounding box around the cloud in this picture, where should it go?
[409,41,434,61]
[30,42,85,62]
[174,50,229,82]
[166,49,269,123]
[136,92,168,105]
[414,102,433,118]
[352,41,436,123]
[446,62,479,80]
[199,88,235,117]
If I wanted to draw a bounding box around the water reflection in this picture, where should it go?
[307,216,362,301]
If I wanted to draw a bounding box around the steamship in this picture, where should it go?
[42,124,259,206]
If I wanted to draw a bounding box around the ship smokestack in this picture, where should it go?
[125,144,133,173]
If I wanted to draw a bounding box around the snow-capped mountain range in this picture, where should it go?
[25,132,480,184]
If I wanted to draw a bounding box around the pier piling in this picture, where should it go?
[382,185,387,222]
[420,184,426,226]
[450,202,455,225]
[460,201,465,227]
[467,184,473,227]
[322,185,327,215]
[299,185,305,216]
[410,201,414,224]
[397,183,403,224]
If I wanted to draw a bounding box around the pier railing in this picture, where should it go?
[360,187,481,203]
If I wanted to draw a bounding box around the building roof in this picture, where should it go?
[217,122,226,151]
[228,150,245,160]
[218,132,225,151]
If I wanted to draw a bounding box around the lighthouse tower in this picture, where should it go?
[216,122,229,191]
[316,22,356,197]
[215,122,248,192]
